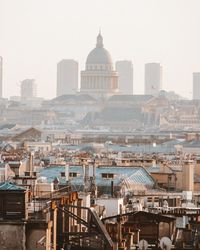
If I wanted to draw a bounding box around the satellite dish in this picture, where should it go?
[138,239,148,250]
[160,237,172,250]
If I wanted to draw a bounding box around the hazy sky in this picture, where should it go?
[0,0,200,99]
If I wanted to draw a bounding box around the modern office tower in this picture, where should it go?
[80,32,118,99]
[193,72,200,100]
[0,56,3,98]
[57,59,78,97]
[20,79,37,101]
[116,60,133,95]
[145,63,162,96]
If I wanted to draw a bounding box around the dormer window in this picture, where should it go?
[102,173,114,179]
[69,172,78,178]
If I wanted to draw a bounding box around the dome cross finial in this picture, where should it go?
[96,30,103,48]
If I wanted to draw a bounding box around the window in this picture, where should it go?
[22,179,27,185]
[61,172,65,177]
[168,175,172,181]
[102,173,114,179]
[69,172,77,178]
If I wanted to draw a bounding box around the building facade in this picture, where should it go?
[80,32,118,99]
[145,63,162,96]
[20,79,37,101]
[115,60,133,95]
[193,72,200,100]
[57,59,78,97]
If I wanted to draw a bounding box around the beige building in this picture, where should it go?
[80,32,118,99]
[182,161,194,191]
[24,141,52,152]
[147,161,195,192]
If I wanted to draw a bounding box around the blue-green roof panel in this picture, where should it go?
[0,182,26,191]
[39,166,155,188]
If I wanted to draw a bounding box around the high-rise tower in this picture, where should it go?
[57,59,78,97]
[116,60,133,95]
[0,57,3,98]
[20,79,37,101]
[193,72,200,100]
[145,63,162,96]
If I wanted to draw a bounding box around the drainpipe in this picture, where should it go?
[111,181,114,198]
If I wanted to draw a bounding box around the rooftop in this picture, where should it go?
[108,95,153,103]
[39,165,155,188]
[0,182,26,191]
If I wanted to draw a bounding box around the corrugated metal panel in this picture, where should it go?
[39,166,155,187]
[0,182,26,191]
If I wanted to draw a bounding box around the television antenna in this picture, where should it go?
[138,239,148,250]
[160,237,172,250]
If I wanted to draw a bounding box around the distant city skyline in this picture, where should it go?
[1,0,200,99]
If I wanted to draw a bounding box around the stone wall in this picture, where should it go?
[26,227,46,250]
[0,222,26,250]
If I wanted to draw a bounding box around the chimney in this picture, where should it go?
[83,162,90,192]
[28,152,34,176]
[65,164,69,181]
[182,160,194,191]
[8,161,21,177]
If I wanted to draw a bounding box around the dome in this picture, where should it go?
[86,32,113,65]
[86,47,112,65]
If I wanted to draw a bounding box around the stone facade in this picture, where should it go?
[81,32,118,99]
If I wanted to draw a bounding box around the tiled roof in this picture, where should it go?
[0,182,26,191]
[147,165,173,174]
[169,165,182,172]
[0,123,16,130]
[147,165,161,173]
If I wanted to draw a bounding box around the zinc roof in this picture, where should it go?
[0,182,26,191]
[39,165,155,187]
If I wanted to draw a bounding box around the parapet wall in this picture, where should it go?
[0,222,26,250]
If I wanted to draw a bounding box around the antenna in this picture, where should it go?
[160,237,172,250]
[138,239,148,250]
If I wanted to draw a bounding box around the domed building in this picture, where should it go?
[80,32,118,99]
